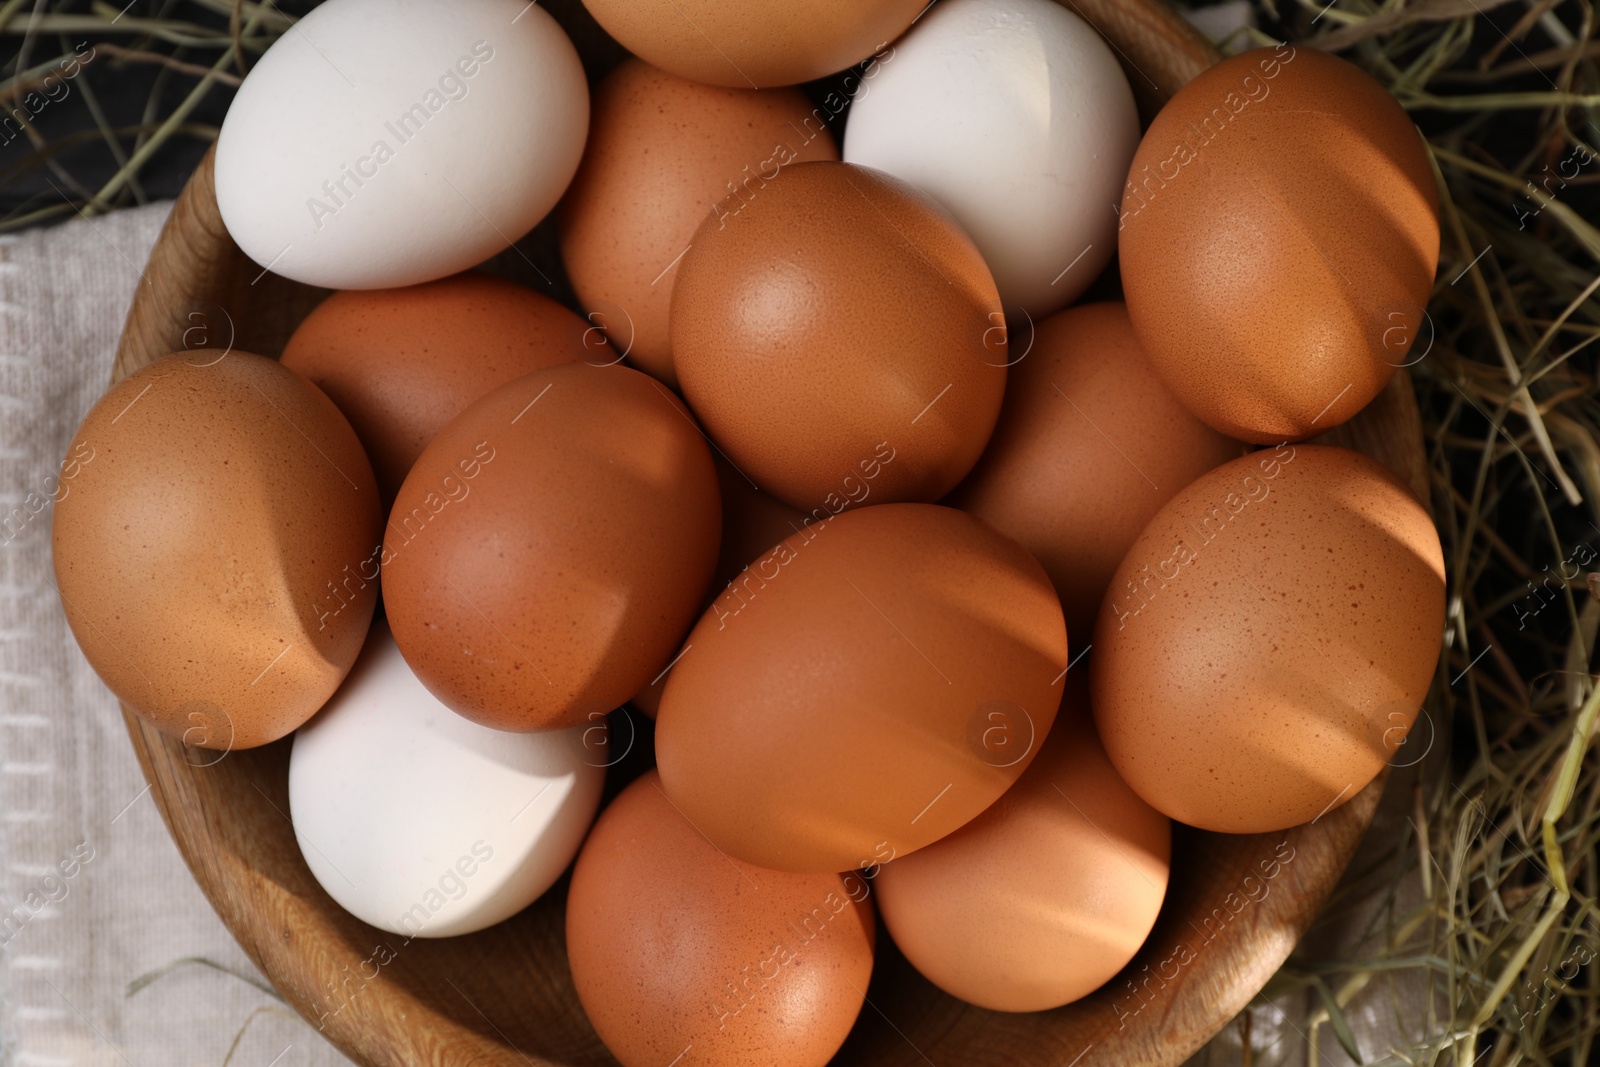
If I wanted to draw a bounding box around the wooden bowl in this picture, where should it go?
[111,3,1427,1064]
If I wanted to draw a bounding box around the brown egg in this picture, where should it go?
[381,362,720,732]
[952,303,1246,640]
[52,352,381,749]
[1091,445,1445,833]
[711,453,810,594]
[558,59,838,389]
[1118,45,1439,443]
[629,455,805,719]
[673,161,1007,511]
[578,0,921,88]
[280,272,596,504]
[568,770,875,1067]
[876,675,1169,1012]
[625,666,667,720]
[657,503,1067,873]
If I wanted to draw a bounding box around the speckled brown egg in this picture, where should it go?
[280,272,595,504]
[1118,45,1439,443]
[876,675,1169,1011]
[952,302,1245,641]
[657,503,1067,873]
[672,161,1007,511]
[1091,445,1445,833]
[568,770,875,1067]
[381,362,720,732]
[52,352,381,749]
[558,59,838,389]
[578,0,921,87]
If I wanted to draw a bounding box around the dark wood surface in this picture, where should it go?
[109,3,1428,1063]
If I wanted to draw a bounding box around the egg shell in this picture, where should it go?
[1090,444,1445,833]
[656,502,1067,873]
[672,161,1007,512]
[289,620,604,937]
[1117,45,1439,443]
[625,668,666,721]
[566,770,874,1067]
[577,0,923,87]
[558,59,838,389]
[952,302,1246,640]
[876,676,1169,1011]
[843,0,1140,315]
[381,362,721,732]
[215,0,588,289]
[280,272,597,504]
[52,352,381,749]
[710,454,811,593]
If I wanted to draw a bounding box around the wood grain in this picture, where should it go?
[108,3,1427,1065]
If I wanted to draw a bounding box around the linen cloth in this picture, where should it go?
[0,201,350,1067]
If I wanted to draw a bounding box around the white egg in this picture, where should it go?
[214,0,588,289]
[288,621,605,937]
[842,0,1139,316]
